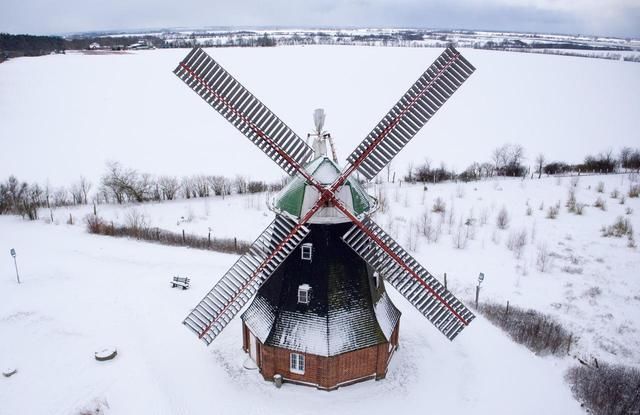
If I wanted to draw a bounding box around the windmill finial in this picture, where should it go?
[313,108,326,135]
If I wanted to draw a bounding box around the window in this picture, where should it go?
[373,271,380,288]
[298,284,310,304]
[301,243,312,261]
[290,353,305,374]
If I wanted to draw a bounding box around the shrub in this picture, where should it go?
[566,363,640,415]
[478,302,574,356]
[594,197,607,211]
[86,215,250,254]
[575,203,586,215]
[596,181,605,193]
[629,184,640,198]
[496,206,510,229]
[536,243,552,272]
[601,216,633,238]
[547,205,559,219]
[432,197,446,213]
[566,188,576,212]
[561,265,583,274]
[610,188,619,199]
[506,229,527,258]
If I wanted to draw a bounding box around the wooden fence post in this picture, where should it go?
[182,229,185,244]
[444,272,447,290]
[208,231,211,248]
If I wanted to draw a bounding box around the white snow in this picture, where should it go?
[0,46,638,187]
[0,210,585,414]
[1,44,639,414]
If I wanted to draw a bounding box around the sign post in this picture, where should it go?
[10,248,20,284]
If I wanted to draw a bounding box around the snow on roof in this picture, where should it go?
[242,222,400,357]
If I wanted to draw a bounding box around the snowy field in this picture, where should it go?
[1,173,639,414]
[0,45,639,186]
[1,45,639,414]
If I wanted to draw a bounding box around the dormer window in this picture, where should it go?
[298,284,311,304]
[301,243,313,261]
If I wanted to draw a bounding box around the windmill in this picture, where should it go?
[173,46,476,390]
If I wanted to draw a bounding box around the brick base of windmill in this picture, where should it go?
[242,323,400,390]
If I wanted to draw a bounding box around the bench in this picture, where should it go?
[171,276,190,290]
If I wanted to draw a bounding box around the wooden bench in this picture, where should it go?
[171,276,190,290]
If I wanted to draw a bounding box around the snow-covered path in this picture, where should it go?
[0,216,583,414]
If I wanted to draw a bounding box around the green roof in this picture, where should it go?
[274,157,374,218]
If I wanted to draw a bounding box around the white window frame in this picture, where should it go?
[290,352,305,374]
[298,285,310,304]
[301,243,313,261]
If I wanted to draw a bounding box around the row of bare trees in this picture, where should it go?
[1,161,284,221]
[405,145,640,184]
[0,176,92,220]
[98,162,281,205]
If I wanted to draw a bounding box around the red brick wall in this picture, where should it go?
[249,323,401,390]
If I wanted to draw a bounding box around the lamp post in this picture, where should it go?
[475,272,484,308]
[10,248,20,284]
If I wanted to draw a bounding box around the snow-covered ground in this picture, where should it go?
[0,46,639,186]
[1,44,639,414]
[1,172,638,414]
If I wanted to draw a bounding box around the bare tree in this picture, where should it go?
[193,175,210,197]
[208,175,230,199]
[620,147,632,170]
[406,162,414,183]
[70,182,83,205]
[492,144,509,172]
[79,176,92,204]
[535,154,545,179]
[181,176,195,199]
[158,176,180,200]
[234,175,248,194]
[100,161,140,204]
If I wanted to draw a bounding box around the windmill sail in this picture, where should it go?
[174,48,314,176]
[184,215,310,344]
[346,46,475,181]
[342,218,475,340]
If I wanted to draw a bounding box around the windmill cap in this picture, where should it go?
[273,157,375,223]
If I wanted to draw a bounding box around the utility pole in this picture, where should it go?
[10,249,20,284]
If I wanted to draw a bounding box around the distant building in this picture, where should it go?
[127,40,155,50]
[88,42,100,50]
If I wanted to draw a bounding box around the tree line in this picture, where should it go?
[0,33,164,63]
[0,161,283,220]
[403,145,640,184]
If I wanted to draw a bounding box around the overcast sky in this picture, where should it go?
[1,0,639,38]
